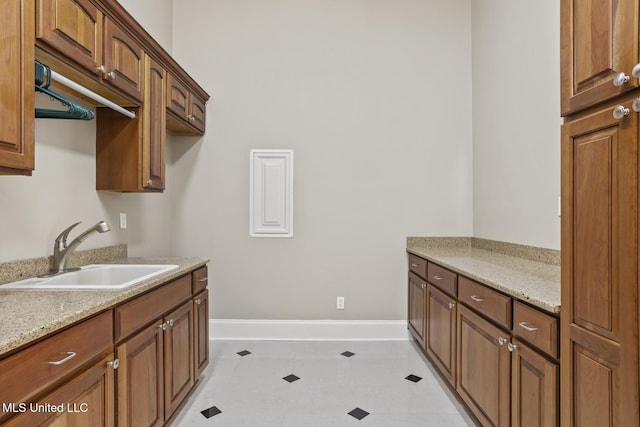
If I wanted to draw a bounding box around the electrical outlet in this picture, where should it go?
[119,212,127,229]
[337,297,345,310]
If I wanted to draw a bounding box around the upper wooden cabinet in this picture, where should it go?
[560,0,639,116]
[103,16,144,102]
[0,0,35,175]
[36,0,103,77]
[167,73,206,135]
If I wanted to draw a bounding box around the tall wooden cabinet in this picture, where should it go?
[561,1,640,425]
[0,0,35,175]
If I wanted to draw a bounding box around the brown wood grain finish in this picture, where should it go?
[458,276,512,330]
[166,73,206,135]
[513,301,558,359]
[408,254,427,279]
[36,0,103,76]
[116,322,164,427]
[560,98,639,426]
[426,284,456,386]
[192,266,208,294]
[4,354,115,427]
[114,274,192,342]
[510,340,558,427]
[408,271,426,347]
[102,16,144,102]
[427,262,457,297]
[163,301,194,420]
[142,54,166,190]
[457,304,511,427]
[0,310,113,422]
[0,0,35,175]
[560,0,639,115]
[194,290,209,378]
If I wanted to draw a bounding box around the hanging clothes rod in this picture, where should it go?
[35,61,136,119]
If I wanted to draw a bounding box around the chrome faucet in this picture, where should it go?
[42,221,111,276]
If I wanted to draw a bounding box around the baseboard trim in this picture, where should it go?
[209,319,411,341]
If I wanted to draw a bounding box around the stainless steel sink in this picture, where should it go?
[0,264,179,290]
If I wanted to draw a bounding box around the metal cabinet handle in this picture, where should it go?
[632,97,640,113]
[421,283,426,289]
[167,319,175,328]
[411,263,419,268]
[632,63,640,79]
[498,337,508,346]
[158,322,167,330]
[507,342,518,352]
[518,321,538,332]
[195,299,202,305]
[613,105,630,119]
[108,358,120,369]
[199,277,208,282]
[98,65,106,73]
[433,275,443,281]
[146,179,153,186]
[49,352,77,366]
[448,302,455,310]
[613,72,630,87]
[107,71,116,80]
[470,295,485,302]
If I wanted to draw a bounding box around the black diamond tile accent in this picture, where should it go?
[405,374,423,383]
[237,350,251,357]
[200,405,221,419]
[348,407,369,420]
[283,374,300,383]
[341,351,355,357]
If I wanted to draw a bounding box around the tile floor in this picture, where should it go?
[170,340,477,427]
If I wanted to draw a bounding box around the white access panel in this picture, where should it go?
[249,149,293,237]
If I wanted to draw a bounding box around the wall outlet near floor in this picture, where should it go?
[119,212,127,229]
[336,297,345,310]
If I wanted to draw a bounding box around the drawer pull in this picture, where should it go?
[411,263,419,267]
[48,351,77,366]
[518,322,538,332]
[470,295,485,302]
[613,72,630,87]
[433,275,443,281]
[108,358,120,369]
[158,322,168,331]
[507,343,518,352]
[498,337,508,346]
[199,277,208,282]
[613,105,630,120]
[448,302,455,310]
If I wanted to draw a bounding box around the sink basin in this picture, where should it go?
[0,264,179,290]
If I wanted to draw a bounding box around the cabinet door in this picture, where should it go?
[457,304,511,427]
[560,0,639,115]
[426,284,456,386]
[189,93,206,133]
[5,355,115,427]
[36,0,103,76]
[0,0,35,175]
[408,271,426,348]
[164,300,194,420]
[194,290,209,378]
[166,73,189,119]
[142,55,165,190]
[103,17,144,102]
[510,340,558,427]
[561,101,639,426]
[116,323,164,427]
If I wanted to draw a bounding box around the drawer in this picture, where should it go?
[513,301,559,359]
[458,276,512,330]
[115,274,192,342]
[427,262,457,297]
[0,310,113,421]
[192,266,208,294]
[408,254,427,279]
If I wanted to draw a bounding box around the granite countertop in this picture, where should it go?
[0,254,209,357]
[407,237,560,314]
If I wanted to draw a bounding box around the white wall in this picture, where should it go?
[471,0,561,249]
[172,0,474,319]
[0,0,175,263]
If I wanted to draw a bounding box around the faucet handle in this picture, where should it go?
[54,222,82,248]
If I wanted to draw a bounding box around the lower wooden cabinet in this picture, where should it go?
[4,354,116,427]
[457,304,511,427]
[426,284,456,386]
[194,289,210,378]
[408,271,426,347]
[163,300,194,420]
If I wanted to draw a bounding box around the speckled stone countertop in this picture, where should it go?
[407,237,560,314]
[0,248,209,357]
